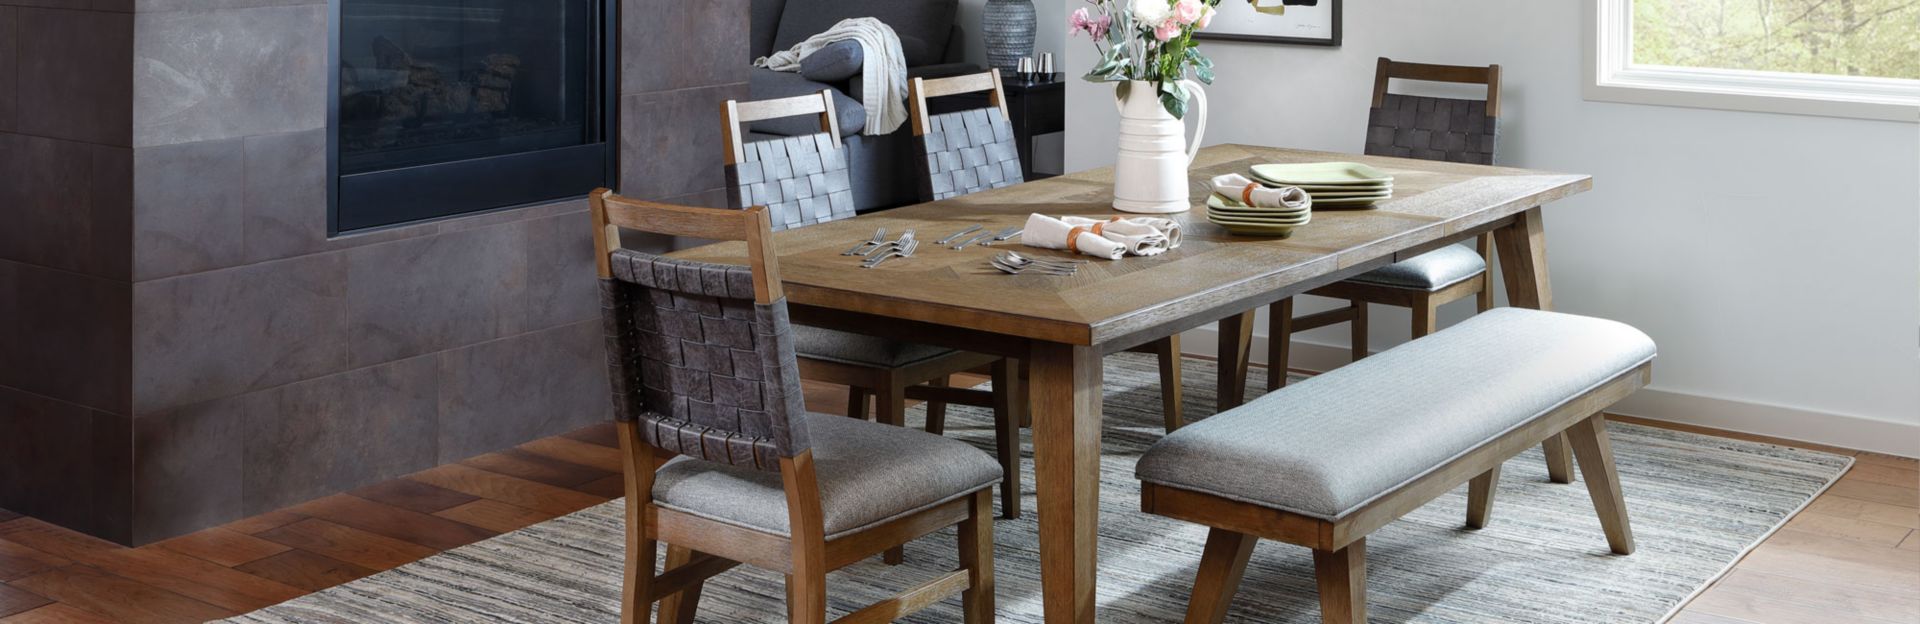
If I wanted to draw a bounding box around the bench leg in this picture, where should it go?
[1543,433,1575,484]
[1567,414,1635,554]
[1466,464,1501,529]
[1312,539,1367,624]
[1183,529,1258,624]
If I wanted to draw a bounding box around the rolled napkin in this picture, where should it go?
[1022,214,1126,260]
[1059,216,1172,256]
[1209,173,1311,210]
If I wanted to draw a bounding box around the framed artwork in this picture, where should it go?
[1194,0,1342,47]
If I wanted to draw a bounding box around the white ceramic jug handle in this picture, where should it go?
[1113,82,1128,114]
[1180,79,1208,166]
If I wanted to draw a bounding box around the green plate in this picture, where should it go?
[1250,175,1392,192]
[1311,196,1386,207]
[1302,189,1393,200]
[1208,207,1310,223]
[1250,162,1394,186]
[1211,221,1301,237]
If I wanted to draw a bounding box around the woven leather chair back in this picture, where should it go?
[593,193,808,472]
[908,70,1024,201]
[1362,58,1501,165]
[722,91,857,230]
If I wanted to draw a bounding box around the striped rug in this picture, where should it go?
[221,353,1851,623]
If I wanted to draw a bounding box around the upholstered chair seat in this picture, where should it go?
[655,412,1003,539]
[1347,244,1487,291]
[792,325,958,369]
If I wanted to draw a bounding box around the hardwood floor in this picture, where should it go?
[0,373,1912,623]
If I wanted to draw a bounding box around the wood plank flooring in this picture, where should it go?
[0,373,1911,623]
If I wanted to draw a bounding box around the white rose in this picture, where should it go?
[1132,0,1171,28]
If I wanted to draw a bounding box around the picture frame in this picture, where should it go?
[1194,0,1342,47]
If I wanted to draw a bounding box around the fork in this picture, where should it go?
[990,257,1075,275]
[863,229,915,257]
[842,227,887,256]
[1000,251,1087,269]
[863,238,920,268]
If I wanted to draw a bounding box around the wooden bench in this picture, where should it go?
[1135,308,1655,623]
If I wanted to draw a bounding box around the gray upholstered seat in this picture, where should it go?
[793,325,958,368]
[654,412,1003,539]
[1346,243,1486,291]
[1136,308,1656,521]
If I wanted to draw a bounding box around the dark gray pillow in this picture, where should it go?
[800,40,863,82]
[773,0,957,67]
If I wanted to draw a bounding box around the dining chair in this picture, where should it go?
[722,91,1025,526]
[907,70,1191,434]
[590,190,1000,624]
[1264,58,1502,391]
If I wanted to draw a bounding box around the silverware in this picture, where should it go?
[936,225,984,245]
[862,229,916,257]
[1000,250,1086,268]
[863,238,919,268]
[980,227,1024,246]
[951,230,997,250]
[990,257,1075,275]
[842,227,887,256]
[992,251,1081,275]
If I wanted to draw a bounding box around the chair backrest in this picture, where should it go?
[590,189,809,472]
[721,91,857,231]
[907,69,1024,201]
[1363,58,1502,165]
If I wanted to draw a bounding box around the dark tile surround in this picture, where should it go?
[1,0,746,544]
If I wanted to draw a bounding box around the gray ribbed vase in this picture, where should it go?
[981,0,1036,73]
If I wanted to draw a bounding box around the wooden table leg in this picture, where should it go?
[1029,341,1104,624]
[1216,311,1255,411]
[1494,207,1575,482]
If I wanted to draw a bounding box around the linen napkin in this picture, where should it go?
[1021,214,1126,260]
[1059,216,1179,256]
[1210,173,1311,209]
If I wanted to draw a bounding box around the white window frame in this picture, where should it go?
[1584,0,1920,122]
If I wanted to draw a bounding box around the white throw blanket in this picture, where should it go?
[755,18,909,136]
[1023,214,1184,259]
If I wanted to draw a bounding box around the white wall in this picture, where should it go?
[1063,0,1920,455]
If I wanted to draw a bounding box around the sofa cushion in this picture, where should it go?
[748,69,866,137]
[653,412,1003,539]
[1135,308,1656,521]
[773,0,957,67]
[800,40,864,82]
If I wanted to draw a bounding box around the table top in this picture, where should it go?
[673,144,1590,346]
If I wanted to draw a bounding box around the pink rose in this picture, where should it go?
[1195,4,1215,29]
[1154,18,1182,41]
[1069,7,1111,39]
[1173,0,1203,25]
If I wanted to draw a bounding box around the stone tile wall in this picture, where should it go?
[1,0,749,544]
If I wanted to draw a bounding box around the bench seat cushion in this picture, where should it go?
[1135,308,1654,521]
[655,412,1002,539]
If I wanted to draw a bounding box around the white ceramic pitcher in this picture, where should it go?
[1112,79,1208,214]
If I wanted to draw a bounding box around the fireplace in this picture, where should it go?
[330,0,616,232]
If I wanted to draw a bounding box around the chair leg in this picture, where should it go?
[1182,528,1258,624]
[1475,233,1496,313]
[1312,538,1367,624]
[990,359,1022,520]
[1015,359,1033,428]
[1153,335,1185,432]
[846,386,870,420]
[1466,464,1500,529]
[1216,311,1255,411]
[656,546,704,624]
[1411,295,1438,339]
[924,375,951,435]
[1567,414,1635,555]
[957,490,996,624]
[785,572,826,624]
[1349,301,1369,362]
[1267,299,1294,391]
[875,378,908,565]
[617,422,657,624]
[1543,433,1576,484]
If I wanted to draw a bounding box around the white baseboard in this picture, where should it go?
[1179,327,1920,458]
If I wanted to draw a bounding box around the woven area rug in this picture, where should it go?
[222,354,1851,623]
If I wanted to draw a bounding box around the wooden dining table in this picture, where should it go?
[673,144,1593,622]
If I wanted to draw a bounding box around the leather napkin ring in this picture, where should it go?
[1242,183,1260,207]
[1066,226,1089,254]
[1090,216,1122,236]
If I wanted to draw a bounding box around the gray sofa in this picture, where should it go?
[749,0,978,211]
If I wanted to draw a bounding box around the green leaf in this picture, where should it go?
[1160,91,1187,119]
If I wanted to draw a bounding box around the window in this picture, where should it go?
[1584,0,1920,121]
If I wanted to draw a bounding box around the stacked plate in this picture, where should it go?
[1205,193,1310,237]
[1250,162,1394,208]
